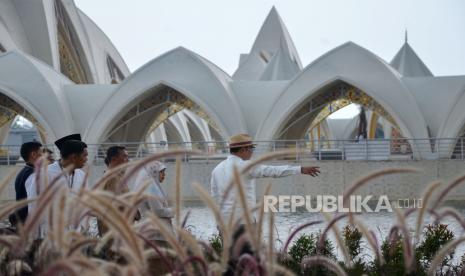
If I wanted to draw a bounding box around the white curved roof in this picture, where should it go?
[404,76,465,137]
[259,44,301,81]
[64,84,115,137]
[76,9,130,83]
[390,42,433,77]
[0,4,465,160]
[84,47,246,143]
[232,80,288,137]
[0,0,32,53]
[0,51,74,142]
[0,0,129,84]
[233,7,301,81]
[182,110,212,141]
[434,80,465,138]
[250,7,301,66]
[255,42,430,144]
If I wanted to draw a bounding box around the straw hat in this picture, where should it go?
[229,134,256,148]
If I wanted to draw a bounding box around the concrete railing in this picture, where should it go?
[1,138,465,165]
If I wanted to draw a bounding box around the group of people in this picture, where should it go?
[8,134,172,242]
[8,132,320,244]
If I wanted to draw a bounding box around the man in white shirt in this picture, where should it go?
[210,134,320,223]
[26,134,88,239]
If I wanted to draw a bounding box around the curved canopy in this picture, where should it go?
[84,47,246,144]
[256,42,430,143]
[0,51,75,142]
[0,3,464,161]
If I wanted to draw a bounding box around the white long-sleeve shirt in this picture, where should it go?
[26,161,87,239]
[210,155,301,221]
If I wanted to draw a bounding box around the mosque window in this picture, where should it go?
[107,55,125,83]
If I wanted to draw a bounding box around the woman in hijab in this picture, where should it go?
[134,161,174,276]
[134,161,174,241]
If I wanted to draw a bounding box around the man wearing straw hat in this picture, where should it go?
[210,133,320,223]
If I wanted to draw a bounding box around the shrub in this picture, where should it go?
[416,223,455,273]
[208,233,223,256]
[371,232,425,276]
[2,152,465,276]
[283,233,336,275]
[342,225,363,260]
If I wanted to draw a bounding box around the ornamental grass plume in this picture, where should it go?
[433,171,465,209]
[432,207,465,230]
[2,150,465,275]
[318,212,351,266]
[415,181,442,244]
[301,255,348,276]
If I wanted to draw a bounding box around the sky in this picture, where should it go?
[75,0,465,119]
[75,0,465,76]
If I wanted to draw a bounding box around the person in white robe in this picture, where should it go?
[210,134,321,223]
[26,135,88,240]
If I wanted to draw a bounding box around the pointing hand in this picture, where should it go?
[301,166,320,177]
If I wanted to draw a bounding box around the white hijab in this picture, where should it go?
[134,161,172,217]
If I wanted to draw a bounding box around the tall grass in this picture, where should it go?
[0,150,464,275]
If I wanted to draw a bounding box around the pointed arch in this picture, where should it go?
[273,81,403,140]
[256,42,429,143]
[84,47,245,143]
[0,51,76,142]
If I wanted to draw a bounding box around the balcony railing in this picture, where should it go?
[1,138,464,165]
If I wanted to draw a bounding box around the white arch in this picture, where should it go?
[0,83,56,143]
[256,42,429,150]
[168,113,190,142]
[84,47,246,144]
[164,119,186,143]
[182,110,213,141]
[0,51,76,142]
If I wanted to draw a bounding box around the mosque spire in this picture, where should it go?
[233,7,302,80]
[390,30,433,77]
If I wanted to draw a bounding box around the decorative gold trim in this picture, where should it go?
[275,81,408,141]
[368,112,379,139]
[307,85,398,134]
[56,0,90,84]
[0,94,46,135]
[107,86,222,141]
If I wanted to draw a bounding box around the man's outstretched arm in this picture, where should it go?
[249,164,320,178]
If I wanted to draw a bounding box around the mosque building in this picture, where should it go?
[0,1,464,159]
